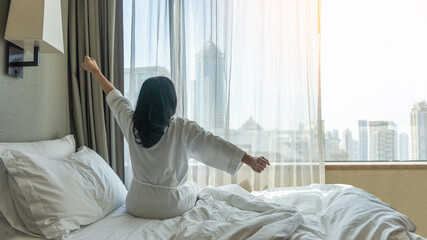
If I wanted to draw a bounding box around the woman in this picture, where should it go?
[82,56,270,219]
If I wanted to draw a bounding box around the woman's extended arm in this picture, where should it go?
[185,119,270,175]
[81,56,115,94]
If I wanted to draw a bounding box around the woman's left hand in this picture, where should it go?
[241,154,270,173]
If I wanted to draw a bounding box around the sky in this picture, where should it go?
[321,0,427,139]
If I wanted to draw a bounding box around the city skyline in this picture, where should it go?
[124,62,426,161]
[124,35,322,163]
[123,63,426,161]
[324,101,427,161]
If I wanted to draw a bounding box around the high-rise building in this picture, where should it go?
[369,121,397,161]
[325,129,345,161]
[342,128,357,160]
[326,129,339,141]
[341,128,352,152]
[399,133,409,161]
[358,120,368,161]
[193,39,226,131]
[410,101,427,160]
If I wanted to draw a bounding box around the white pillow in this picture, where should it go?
[0,135,76,158]
[0,135,76,236]
[1,146,127,239]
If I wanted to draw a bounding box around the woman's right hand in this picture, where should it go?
[80,56,116,94]
[82,56,100,74]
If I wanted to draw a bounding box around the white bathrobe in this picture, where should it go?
[106,89,245,219]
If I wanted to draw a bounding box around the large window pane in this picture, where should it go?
[321,0,427,161]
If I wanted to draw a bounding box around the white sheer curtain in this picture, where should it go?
[123,0,324,191]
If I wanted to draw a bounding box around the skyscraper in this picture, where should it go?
[358,120,368,161]
[369,121,397,161]
[325,129,344,161]
[193,39,226,131]
[330,129,339,141]
[399,133,409,161]
[342,128,356,160]
[410,101,427,160]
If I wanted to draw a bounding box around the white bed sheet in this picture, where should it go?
[0,184,425,240]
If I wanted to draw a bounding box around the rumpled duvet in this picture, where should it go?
[170,185,303,239]
[253,184,423,240]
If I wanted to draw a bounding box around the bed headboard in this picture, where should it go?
[0,0,70,142]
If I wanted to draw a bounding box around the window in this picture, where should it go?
[122,0,323,188]
[322,0,427,161]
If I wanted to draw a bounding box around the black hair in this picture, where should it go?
[132,76,177,148]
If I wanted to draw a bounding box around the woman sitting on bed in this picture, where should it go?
[82,56,270,219]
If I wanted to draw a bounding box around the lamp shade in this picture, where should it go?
[4,0,64,54]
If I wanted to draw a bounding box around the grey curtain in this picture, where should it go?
[68,0,125,181]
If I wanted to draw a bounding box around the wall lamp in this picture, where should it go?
[4,0,64,78]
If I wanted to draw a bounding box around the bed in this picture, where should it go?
[0,136,425,240]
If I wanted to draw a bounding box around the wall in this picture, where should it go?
[326,168,427,237]
[0,0,70,142]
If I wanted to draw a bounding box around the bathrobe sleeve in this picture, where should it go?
[106,89,134,141]
[183,120,246,176]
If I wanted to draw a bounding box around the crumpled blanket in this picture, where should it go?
[171,185,303,240]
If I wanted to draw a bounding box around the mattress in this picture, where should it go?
[0,184,425,240]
